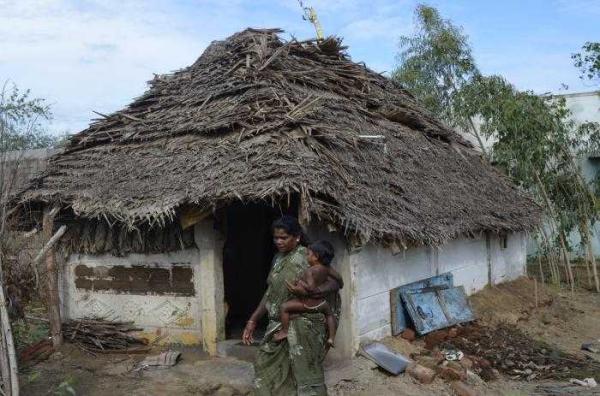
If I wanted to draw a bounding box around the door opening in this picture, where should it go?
[222,202,279,339]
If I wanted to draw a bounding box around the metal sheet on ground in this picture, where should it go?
[360,342,411,375]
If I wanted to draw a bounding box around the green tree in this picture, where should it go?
[392,4,487,155]
[572,42,600,85]
[0,82,57,152]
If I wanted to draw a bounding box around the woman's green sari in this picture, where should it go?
[254,245,340,396]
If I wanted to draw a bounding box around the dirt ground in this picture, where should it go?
[19,277,600,395]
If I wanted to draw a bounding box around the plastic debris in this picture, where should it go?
[135,350,181,372]
[569,378,597,387]
[444,349,464,361]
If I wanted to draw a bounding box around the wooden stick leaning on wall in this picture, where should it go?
[0,255,19,396]
[43,205,65,348]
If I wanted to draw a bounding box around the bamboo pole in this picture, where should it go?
[43,206,63,348]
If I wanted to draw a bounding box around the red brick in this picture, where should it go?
[424,330,449,349]
[407,363,437,384]
[459,357,474,370]
[401,328,416,342]
[437,362,467,381]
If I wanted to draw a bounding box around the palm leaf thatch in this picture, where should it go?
[18,28,539,246]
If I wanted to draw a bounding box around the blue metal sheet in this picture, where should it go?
[401,290,449,334]
[400,286,475,335]
[438,286,475,324]
[360,342,411,375]
[390,273,453,335]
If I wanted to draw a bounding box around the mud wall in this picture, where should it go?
[60,249,203,344]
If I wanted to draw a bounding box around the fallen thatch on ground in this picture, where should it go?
[63,319,149,354]
[17,28,539,246]
[441,323,600,381]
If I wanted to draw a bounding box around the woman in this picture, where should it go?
[242,216,342,396]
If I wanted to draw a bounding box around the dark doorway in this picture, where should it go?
[222,202,279,339]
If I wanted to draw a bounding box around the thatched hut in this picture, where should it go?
[16,28,539,358]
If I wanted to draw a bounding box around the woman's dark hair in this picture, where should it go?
[272,215,309,245]
[308,240,335,266]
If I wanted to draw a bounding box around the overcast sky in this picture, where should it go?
[1,0,599,135]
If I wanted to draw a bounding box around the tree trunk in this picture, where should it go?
[563,147,600,292]
[583,222,600,292]
[558,230,575,294]
[43,206,63,348]
[534,172,574,292]
[538,227,559,285]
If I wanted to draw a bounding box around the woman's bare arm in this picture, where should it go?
[243,293,267,345]
[249,293,267,322]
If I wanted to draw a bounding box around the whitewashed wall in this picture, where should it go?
[351,232,526,343]
[60,249,204,344]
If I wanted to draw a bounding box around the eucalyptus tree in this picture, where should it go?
[392,4,488,156]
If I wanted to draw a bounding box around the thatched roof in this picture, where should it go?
[19,28,539,245]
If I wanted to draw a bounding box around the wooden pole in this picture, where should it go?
[0,257,19,396]
[43,206,63,348]
[537,254,545,284]
[534,278,539,309]
[298,190,310,229]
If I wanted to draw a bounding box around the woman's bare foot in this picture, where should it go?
[327,338,335,348]
[273,330,288,342]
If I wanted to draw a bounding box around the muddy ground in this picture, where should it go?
[19,278,600,395]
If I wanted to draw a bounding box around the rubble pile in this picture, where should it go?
[440,323,600,381]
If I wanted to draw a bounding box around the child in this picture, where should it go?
[273,240,340,347]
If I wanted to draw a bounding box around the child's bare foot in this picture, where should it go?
[327,338,335,348]
[273,330,288,342]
